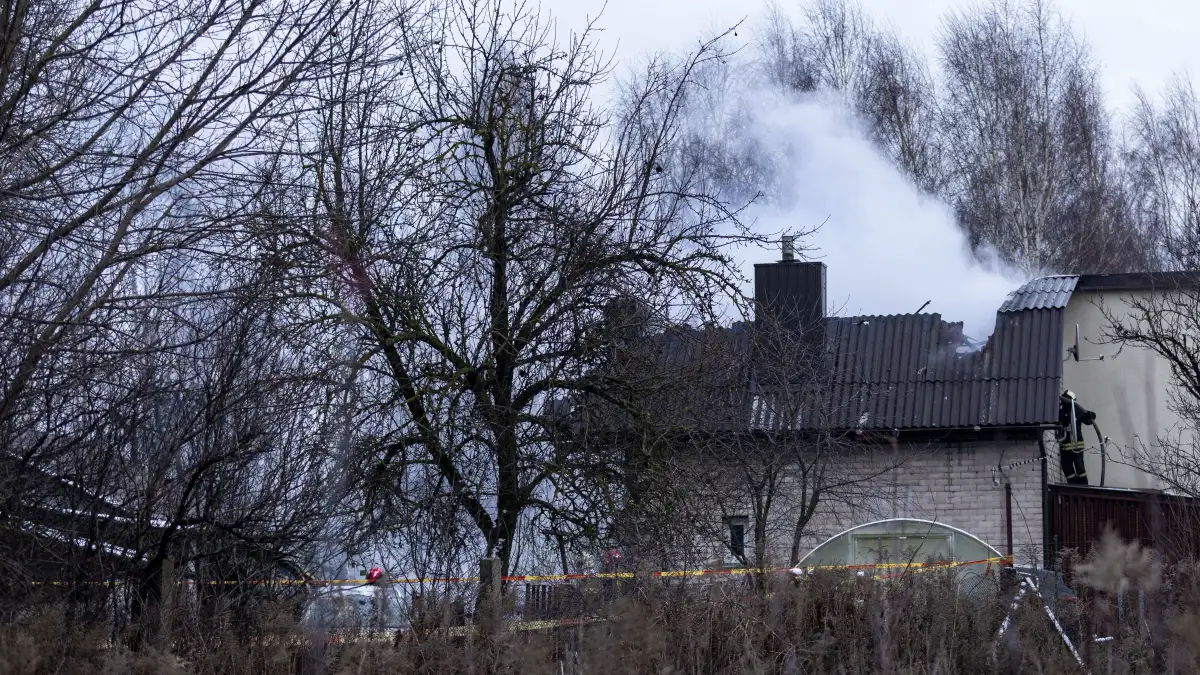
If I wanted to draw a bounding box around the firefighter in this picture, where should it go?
[1058,390,1096,485]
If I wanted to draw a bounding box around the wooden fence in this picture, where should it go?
[1048,484,1200,566]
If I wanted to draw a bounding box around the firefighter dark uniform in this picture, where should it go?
[1058,391,1096,485]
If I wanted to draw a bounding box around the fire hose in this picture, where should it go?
[1093,423,1107,487]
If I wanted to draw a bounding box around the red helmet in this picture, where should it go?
[366,566,383,583]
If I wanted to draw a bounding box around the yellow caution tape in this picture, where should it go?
[28,556,1013,587]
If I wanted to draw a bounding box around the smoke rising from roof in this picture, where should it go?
[701,83,1026,341]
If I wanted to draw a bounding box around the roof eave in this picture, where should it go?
[838,424,1052,444]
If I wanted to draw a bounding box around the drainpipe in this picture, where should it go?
[1038,429,1051,570]
[1005,482,1014,560]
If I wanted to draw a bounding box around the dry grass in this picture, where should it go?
[3,555,1200,674]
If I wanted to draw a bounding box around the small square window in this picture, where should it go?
[724,516,748,559]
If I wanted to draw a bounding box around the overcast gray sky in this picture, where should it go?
[543,0,1198,338]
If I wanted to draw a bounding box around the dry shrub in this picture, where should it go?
[1061,529,1200,674]
[1162,561,1200,670]
[0,605,189,675]
[1075,530,1162,595]
[5,565,1200,674]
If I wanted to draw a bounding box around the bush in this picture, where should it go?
[3,564,1200,674]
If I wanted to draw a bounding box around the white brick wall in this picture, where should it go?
[707,439,1045,568]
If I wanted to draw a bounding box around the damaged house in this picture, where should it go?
[599,242,1200,573]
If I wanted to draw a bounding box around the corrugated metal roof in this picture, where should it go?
[600,323,753,433]
[752,308,1064,432]
[616,300,1067,434]
[997,276,1078,312]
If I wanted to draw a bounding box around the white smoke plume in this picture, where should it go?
[694,79,1028,341]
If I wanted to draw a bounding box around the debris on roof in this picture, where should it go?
[818,309,1061,431]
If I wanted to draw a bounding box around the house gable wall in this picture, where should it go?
[1061,290,1190,490]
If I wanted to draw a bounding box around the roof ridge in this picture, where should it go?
[829,312,944,321]
[997,275,1078,313]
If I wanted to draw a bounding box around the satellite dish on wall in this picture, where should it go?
[1069,324,1106,362]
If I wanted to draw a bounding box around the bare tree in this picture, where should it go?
[1126,76,1200,269]
[758,1,945,193]
[0,0,365,635]
[0,0,342,434]
[0,0,344,456]
[704,317,906,569]
[254,0,765,576]
[855,32,945,193]
[670,56,783,208]
[1053,66,1155,273]
[115,282,343,635]
[760,0,875,95]
[748,0,1156,274]
[937,0,1147,274]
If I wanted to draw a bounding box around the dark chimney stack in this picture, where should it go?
[754,241,825,334]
